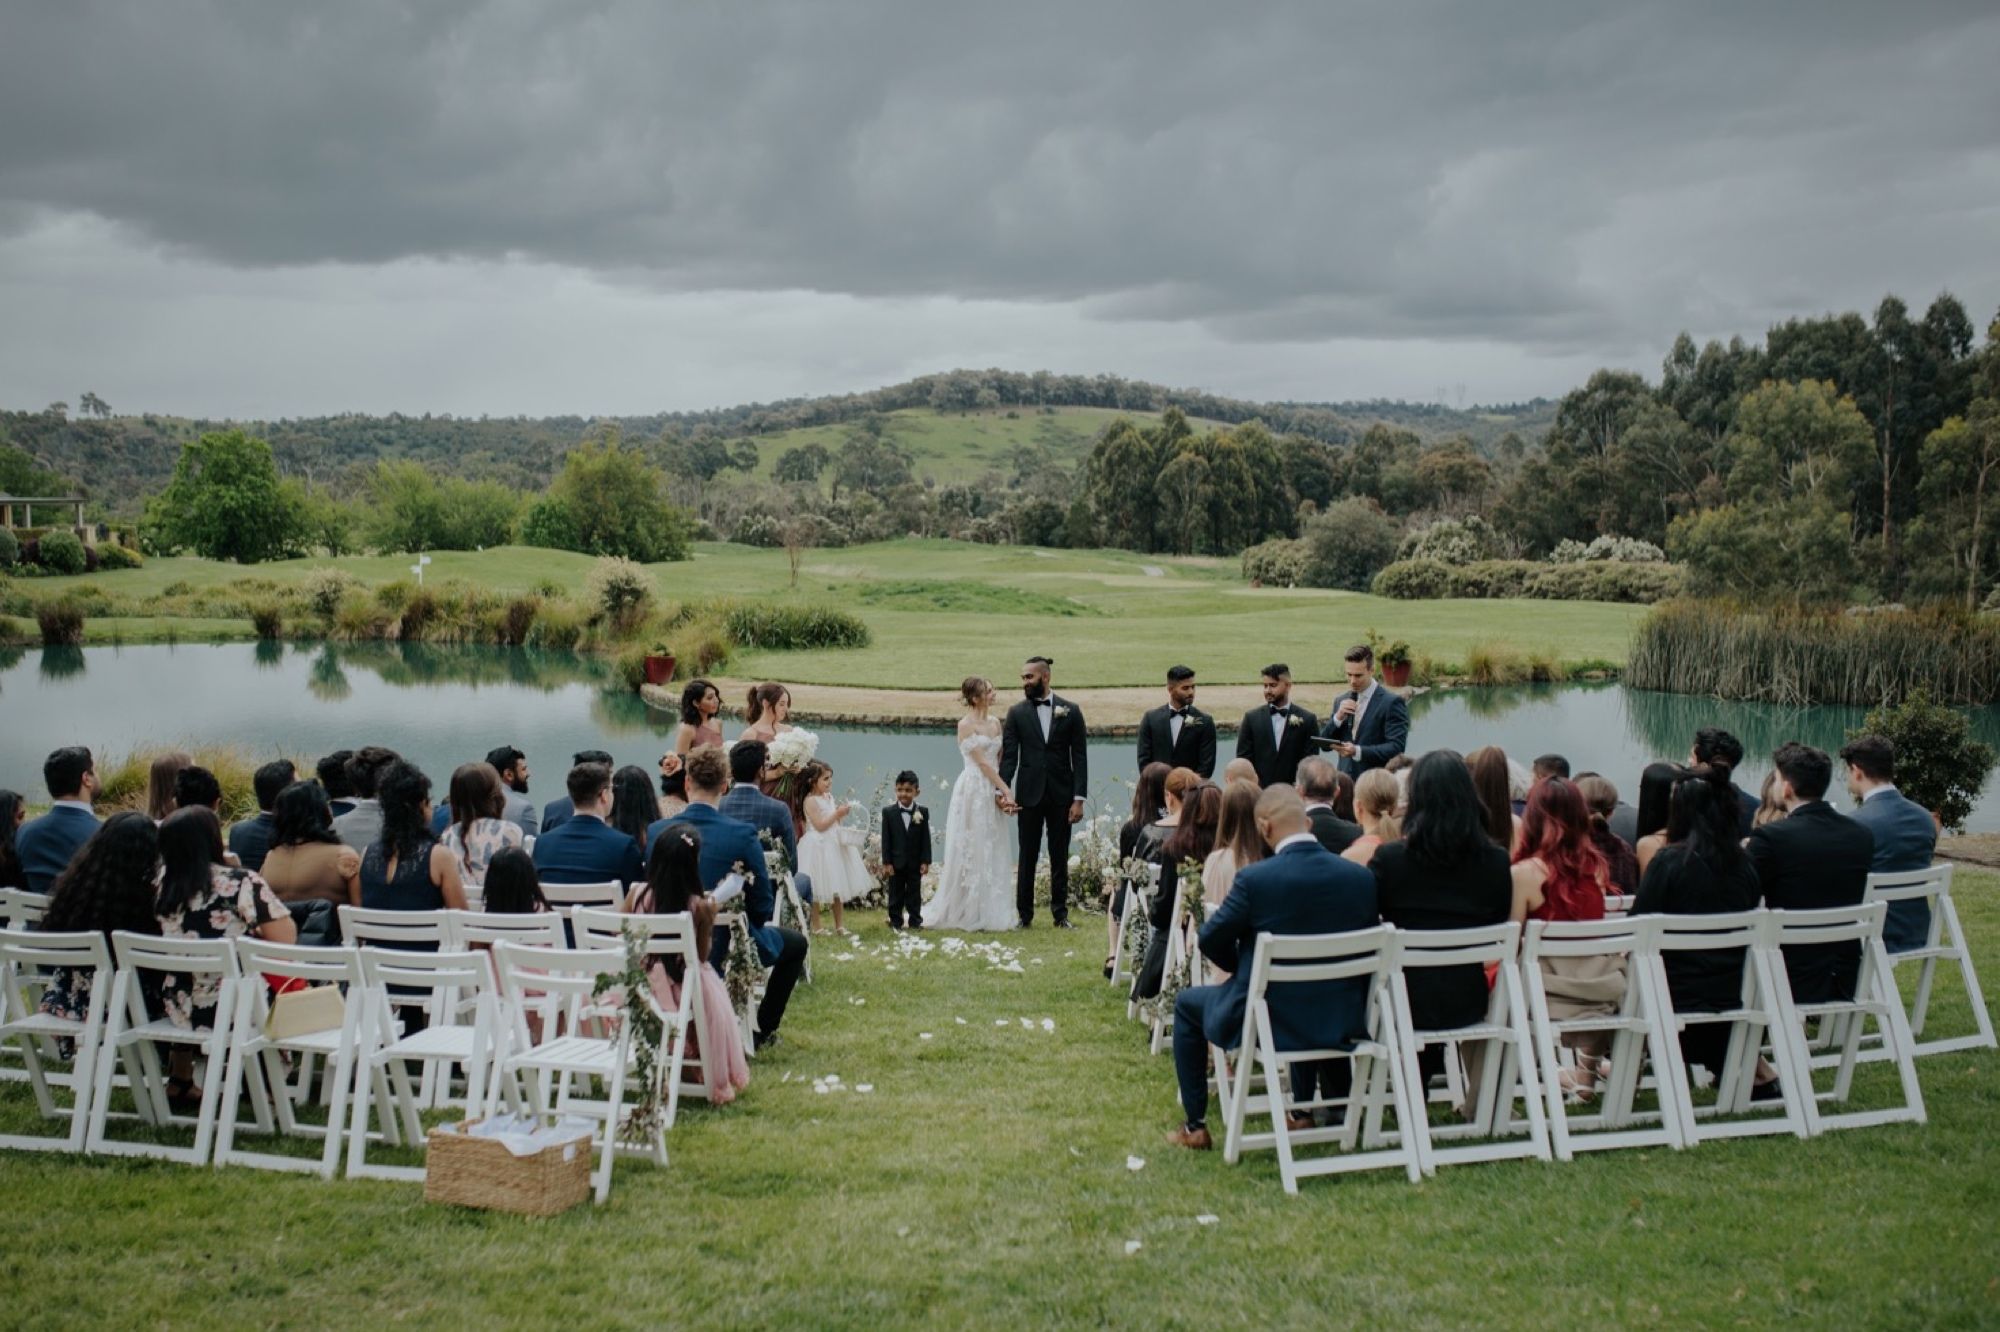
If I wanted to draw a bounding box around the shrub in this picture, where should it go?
[302,568,360,621]
[0,580,29,617]
[674,612,733,675]
[1523,561,1684,603]
[94,543,143,570]
[1850,689,1996,832]
[722,603,871,651]
[613,644,650,692]
[250,603,283,640]
[399,589,439,639]
[1463,643,1525,685]
[585,556,654,629]
[1240,537,1310,587]
[1302,498,1400,590]
[96,745,265,824]
[1371,559,1456,599]
[526,599,586,650]
[332,591,389,641]
[1398,515,1503,566]
[1446,560,1535,599]
[37,598,85,645]
[38,529,86,575]
[163,580,194,596]
[501,596,539,646]
[1550,534,1667,564]
[530,577,566,600]
[0,528,17,568]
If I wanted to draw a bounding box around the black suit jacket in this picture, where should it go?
[880,803,932,870]
[1000,695,1088,808]
[1747,801,1875,1003]
[1318,687,1410,777]
[1234,702,1320,789]
[1306,805,1363,855]
[1136,704,1216,778]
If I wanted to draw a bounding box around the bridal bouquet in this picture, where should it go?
[767,727,819,773]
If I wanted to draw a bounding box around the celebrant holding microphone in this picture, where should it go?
[1316,643,1409,777]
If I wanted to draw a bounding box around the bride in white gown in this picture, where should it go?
[926,676,1019,931]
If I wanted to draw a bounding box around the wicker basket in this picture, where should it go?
[423,1119,592,1216]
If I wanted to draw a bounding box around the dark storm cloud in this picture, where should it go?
[1,0,1997,355]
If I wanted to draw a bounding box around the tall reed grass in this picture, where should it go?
[1627,599,2000,705]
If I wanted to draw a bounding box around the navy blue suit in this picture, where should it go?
[17,804,100,894]
[648,800,809,1039]
[1850,787,1939,953]
[540,797,576,836]
[718,783,811,903]
[227,812,276,874]
[1173,837,1379,1126]
[531,813,643,888]
[1317,686,1410,778]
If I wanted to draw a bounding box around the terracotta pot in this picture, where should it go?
[643,654,677,687]
[1381,660,1412,688]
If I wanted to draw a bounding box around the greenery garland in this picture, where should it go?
[591,924,668,1148]
[722,859,769,1015]
[1139,862,1209,1028]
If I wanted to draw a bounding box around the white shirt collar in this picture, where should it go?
[1275,832,1320,854]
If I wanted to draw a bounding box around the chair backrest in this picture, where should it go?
[573,906,701,969]
[1603,894,1636,918]
[1651,909,1766,953]
[1766,902,1888,948]
[1522,914,1654,963]
[232,936,364,989]
[0,928,112,1023]
[1248,925,1399,991]
[1865,863,1952,905]
[1394,921,1522,969]
[337,905,454,949]
[356,944,491,996]
[449,910,566,952]
[492,941,626,1035]
[538,880,625,913]
[0,889,50,930]
[110,929,244,978]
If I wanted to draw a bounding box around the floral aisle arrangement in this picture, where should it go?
[721,860,768,1015]
[591,925,668,1147]
[1139,861,1209,1027]
[1116,854,1158,968]
[758,830,807,932]
[1031,811,1122,916]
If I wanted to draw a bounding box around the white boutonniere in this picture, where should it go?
[912,811,925,826]
[1286,713,1303,728]
[1054,705,1071,720]
[1186,714,1205,727]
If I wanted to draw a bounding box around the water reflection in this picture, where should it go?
[253,639,286,669]
[1619,687,1868,770]
[308,647,352,702]
[38,646,85,681]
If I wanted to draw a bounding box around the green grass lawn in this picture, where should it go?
[2,879,1996,1329]
[18,539,1652,686]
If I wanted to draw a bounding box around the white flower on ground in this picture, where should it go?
[1196,1215,1219,1226]
[919,1032,933,1040]
[1126,1155,1146,1171]
[1124,1240,1143,1256]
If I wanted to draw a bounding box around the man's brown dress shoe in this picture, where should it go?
[1166,1124,1213,1150]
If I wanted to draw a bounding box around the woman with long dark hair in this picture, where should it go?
[1466,746,1520,851]
[359,761,467,915]
[1369,750,1513,1091]
[37,811,161,1023]
[1633,762,1687,873]
[0,788,27,890]
[145,751,193,823]
[1132,777,1218,1001]
[625,824,748,1104]
[738,682,793,746]
[608,764,660,856]
[260,781,361,907]
[156,807,295,1033]
[1511,778,1617,1099]
[660,678,724,815]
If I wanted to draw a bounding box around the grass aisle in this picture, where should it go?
[3,887,1998,1329]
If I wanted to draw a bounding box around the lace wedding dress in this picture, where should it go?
[926,733,1018,931]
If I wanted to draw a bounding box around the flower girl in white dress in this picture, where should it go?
[796,760,870,934]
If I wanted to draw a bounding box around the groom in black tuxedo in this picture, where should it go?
[1136,664,1215,778]
[1233,663,1319,789]
[999,655,1088,928]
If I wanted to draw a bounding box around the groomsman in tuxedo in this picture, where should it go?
[1317,644,1409,777]
[1234,664,1318,790]
[1136,665,1215,778]
[999,655,1088,928]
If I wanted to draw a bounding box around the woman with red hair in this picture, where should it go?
[1511,777,1619,1101]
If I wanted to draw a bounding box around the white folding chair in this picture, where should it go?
[772,870,812,984]
[214,938,366,1177]
[87,931,246,1165]
[337,906,458,1104]
[572,906,708,1130]
[1603,894,1636,918]
[0,899,59,1087]
[0,889,49,929]
[1862,865,1994,1058]
[489,941,645,1204]
[1387,922,1551,1173]
[1146,876,1198,1055]
[713,911,762,1055]
[1642,910,1808,1146]
[1766,903,1925,1136]
[1216,926,1422,1193]
[346,947,503,1182]
[538,880,626,915]
[1111,864,1158,989]
[0,928,113,1153]
[450,909,567,1038]
[1523,915,1684,1160]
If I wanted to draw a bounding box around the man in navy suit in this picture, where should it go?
[539,749,615,836]
[1841,734,1940,953]
[1167,784,1380,1149]
[718,740,812,905]
[1316,644,1409,778]
[16,746,102,892]
[532,761,644,888]
[1748,742,1875,1003]
[649,745,809,1049]
[228,759,294,873]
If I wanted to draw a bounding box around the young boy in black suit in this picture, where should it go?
[880,770,932,929]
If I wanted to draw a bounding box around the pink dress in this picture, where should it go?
[632,889,749,1105]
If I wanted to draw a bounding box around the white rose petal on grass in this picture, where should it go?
[897,1226,911,1239]
[1126,1155,1146,1172]
[1195,1215,1219,1227]
[955,1017,968,1025]
[995,1019,1010,1027]
[1019,1017,1034,1029]
[856,1084,875,1094]
[1041,1019,1056,1033]
[1124,1240,1143,1256]
[919,1032,934,1041]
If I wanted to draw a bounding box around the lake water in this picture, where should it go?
[3,642,1998,830]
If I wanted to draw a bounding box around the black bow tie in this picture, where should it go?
[1170,709,1188,719]
[1035,698,1052,708]
[1270,705,1288,715]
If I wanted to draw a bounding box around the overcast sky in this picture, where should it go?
[2,1,1996,420]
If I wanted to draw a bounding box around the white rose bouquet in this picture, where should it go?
[767,727,819,773]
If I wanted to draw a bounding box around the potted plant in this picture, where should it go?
[1378,639,1413,688]
[643,642,677,687]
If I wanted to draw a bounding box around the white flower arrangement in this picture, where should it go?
[1285,713,1303,728]
[766,726,819,773]
[912,810,925,826]
[1053,705,1071,720]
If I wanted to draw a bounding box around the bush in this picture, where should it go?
[722,603,871,650]
[1448,560,1535,599]
[375,580,415,613]
[250,604,283,640]
[1371,559,1456,599]
[332,591,389,641]
[1302,498,1400,590]
[1240,538,1310,587]
[530,577,566,600]
[585,556,654,629]
[501,596,539,646]
[302,568,360,621]
[96,745,265,824]
[37,598,85,645]
[163,580,194,596]
[613,644,650,692]
[398,589,439,638]
[38,529,86,575]
[1550,534,1667,564]
[525,599,586,650]
[1850,689,1996,832]
[94,543,143,570]
[1397,515,1503,566]
[0,528,17,568]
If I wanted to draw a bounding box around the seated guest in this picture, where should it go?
[316,749,357,818]
[1750,742,1874,1001]
[1342,768,1402,867]
[156,807,297,1032]
[1842,734,1938,953]
[1466,746,1520,852]
[1511,777,1617,1100]
[332,746,401,853]
[534,762,645,888]
[1331,771,1356,823]
[1632,761,1685,874]
[1133,780,1219,1001]
[486,745,539,835]
[1124,767,1196,995]
[1633,770,1773,1091]
[481,847,548,914]
[720,740,811,905]
[1168,785,1378,1148]
[1109,762,1172,977]
[539,748,614,835]
[1691,727,1759,834]
[1221,757,1260,789]
[36,812,162,1025]
[1521,754,1569,815]
[17,746,101,893]
[1297,757,1362,854]
[1753,770,1788,829]
[1575,773,1640,895]
[360,761,467,912]
[1370,751,1511,1093]
[647,745,808,1051]
[440,761,525,888]
[260,781,363,907]
[624,825,749,1104]
[609,764,661,856]
[0,789,27,890]
[1202,779,1268,911]
[146,751,193,822]
[227,759,294,874]
[173,765,223,815]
